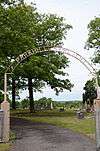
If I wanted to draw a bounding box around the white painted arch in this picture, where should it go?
[5,46,100,100]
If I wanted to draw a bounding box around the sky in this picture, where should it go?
[21,0,100,101]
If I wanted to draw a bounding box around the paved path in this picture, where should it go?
[10,117,96,151]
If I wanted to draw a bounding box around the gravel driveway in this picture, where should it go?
[10,117,96,151]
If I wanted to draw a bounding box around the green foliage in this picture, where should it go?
[0,0,23,6]
[21,99,29,109]
[83,79,97,106]
[65,101,82,109]
[11,109,95,135]
[14,52,73,95]
[0,143,10,151]
[0,1,72,60]
[0,0,73,111]
[35,97,53,110]
[15,100,20,108]
[86,17,100,63]
[53,101,65,108]
[0,3,38,58]
[0,91,3,103]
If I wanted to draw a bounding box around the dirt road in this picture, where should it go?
[10,117,96,151]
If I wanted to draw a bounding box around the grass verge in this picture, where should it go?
[0,132,15,151]
[0,143,10,151]
[11,109,95,137]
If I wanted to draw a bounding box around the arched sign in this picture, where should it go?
[2,46,100,147]
[6,46,96,75]
[4,46,99,101]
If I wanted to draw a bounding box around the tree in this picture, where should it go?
[0,2,72,59]
[86,17,100,63]
[0,0,39,108]
[0,0,72,111]
[21,99,29,109]
[14,51,73,112]
[86,17,100,104]
[83,79,97,107]
[0,2,38,58]
[0,91,3,104]
[35,97,53,110]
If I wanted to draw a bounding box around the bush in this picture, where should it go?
[21,99,29,109]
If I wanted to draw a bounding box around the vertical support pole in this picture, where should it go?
[95,74,100,151]
[1,101,10,142]
[1,73,10,142]
[95,99,100,151]
[4,73,7,102]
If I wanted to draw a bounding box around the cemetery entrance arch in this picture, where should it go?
[5,46,99,100]
[1,46,100,150]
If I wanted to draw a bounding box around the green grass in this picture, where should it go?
[11,109,95,136]
[0,132,15,151]
[0,143,10,151]
[10,132,16,141]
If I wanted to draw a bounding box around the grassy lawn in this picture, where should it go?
[0,109,95,151]
[0,143,10,151]
[11,109,95,137]
[0,132,15,151]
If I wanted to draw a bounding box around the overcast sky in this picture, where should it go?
[21,0,100,101]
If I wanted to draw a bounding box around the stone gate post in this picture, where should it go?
[1,101,10,142]
[95,99,100,151]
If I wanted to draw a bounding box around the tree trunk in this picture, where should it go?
[28,78,34,112]
[12,78,16,110]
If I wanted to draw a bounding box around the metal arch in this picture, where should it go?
[6,46,97,75]
[4,46,100,100]
[51,46,97,75]
[3,46,100,149]
[5,48,51,73]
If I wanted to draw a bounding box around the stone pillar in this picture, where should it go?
[1,101,10,142]
[95,99,100,151]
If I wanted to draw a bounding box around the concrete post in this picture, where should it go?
[1,101,10,142]
[0,73,10,142]
[95,99,100,151]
